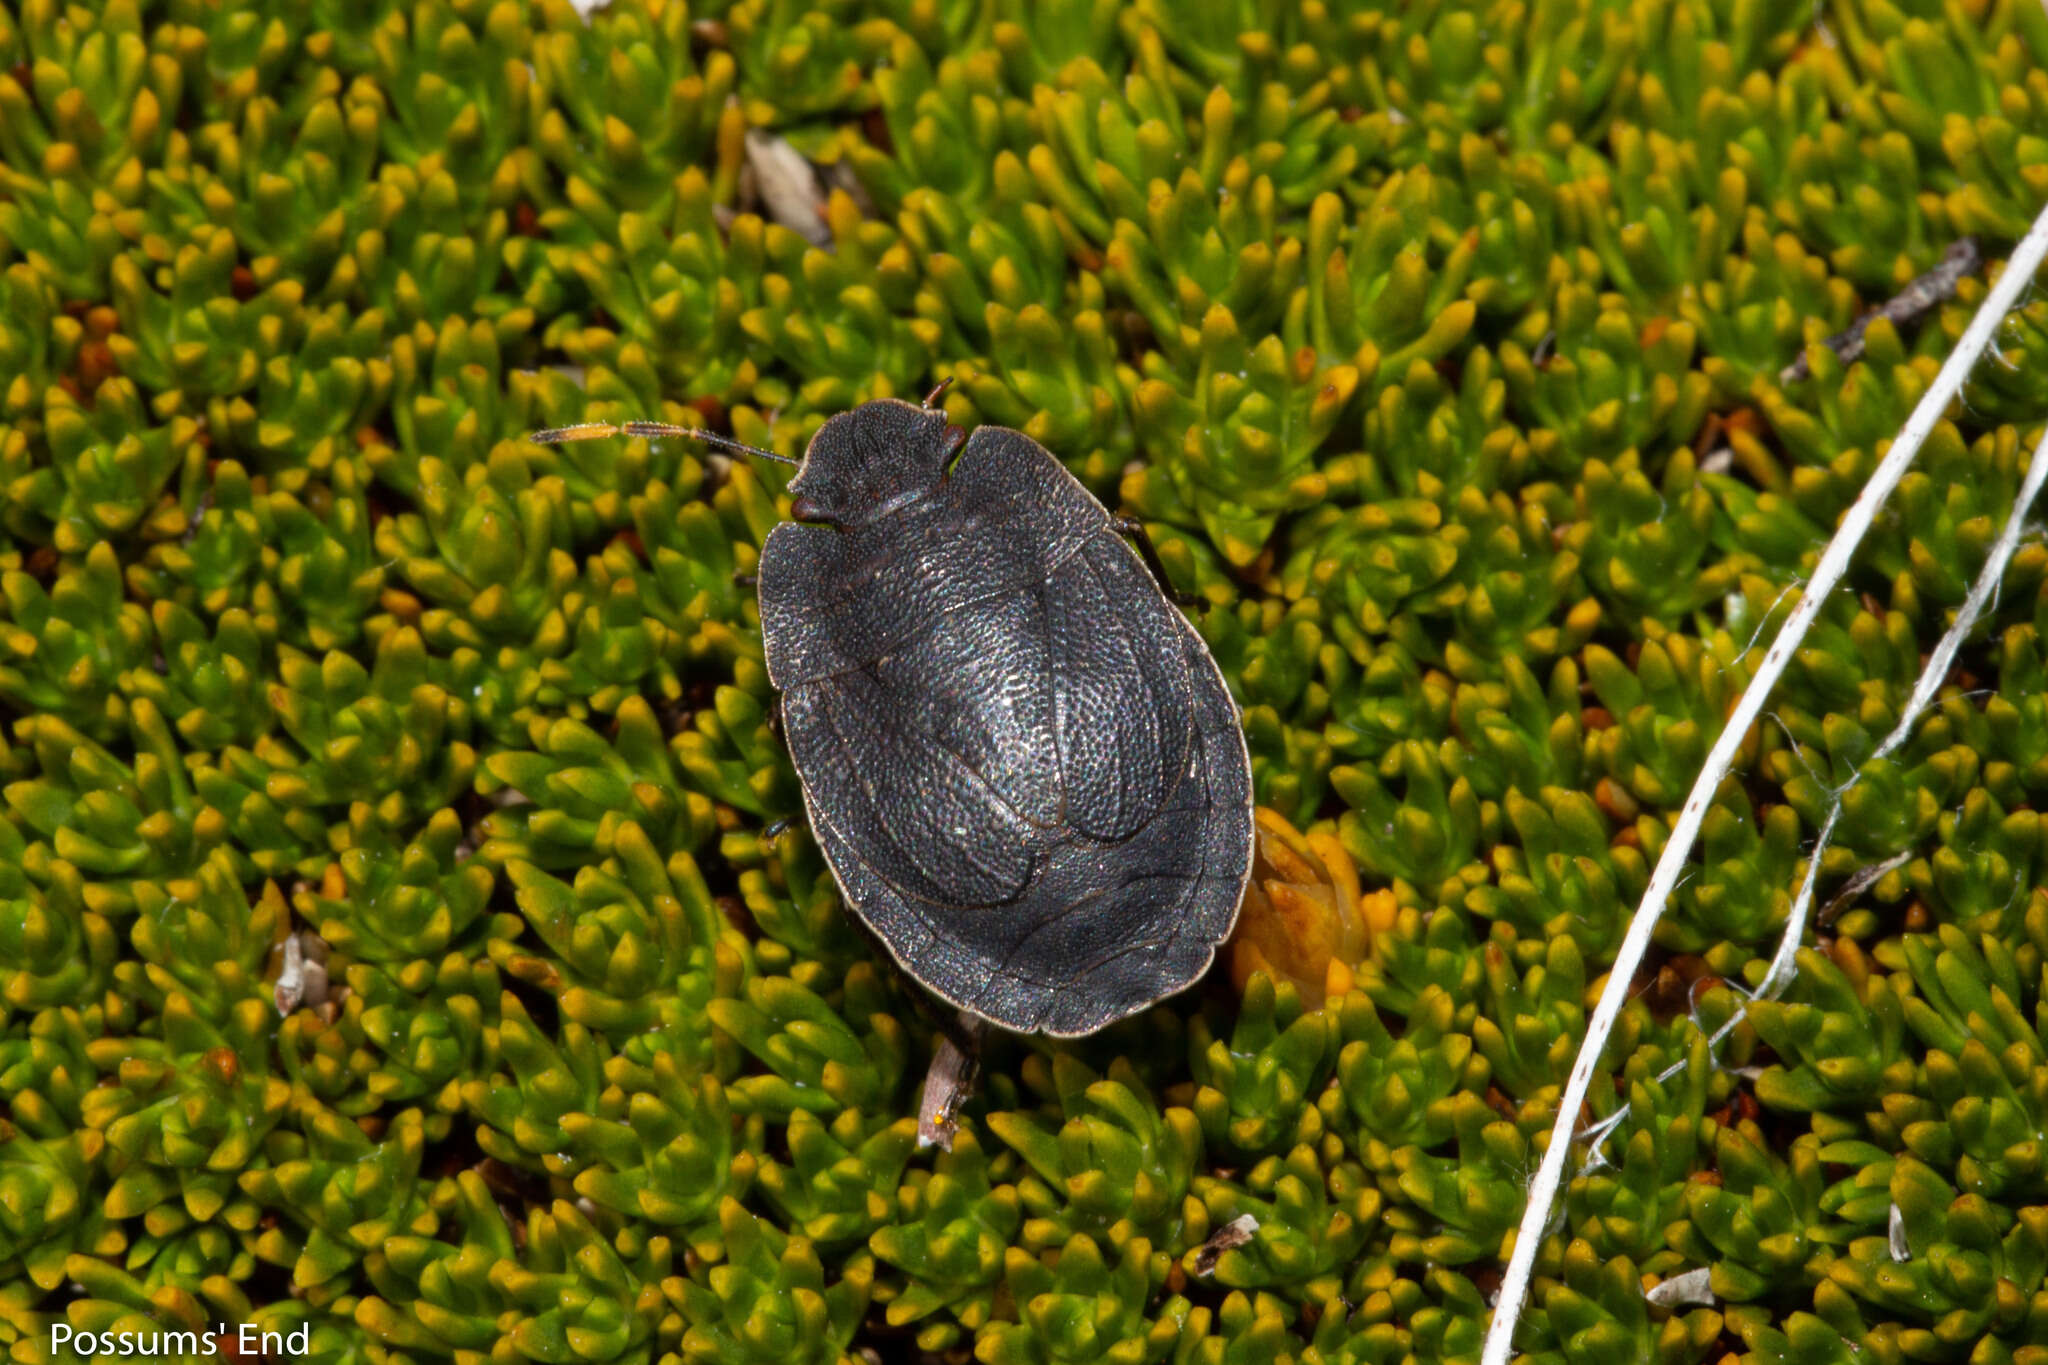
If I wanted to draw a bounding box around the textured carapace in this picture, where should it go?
[758,397,1254,1037]
[782,397,965,526]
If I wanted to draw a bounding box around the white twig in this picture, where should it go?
[1566,419,2048,1178]
[1759,416,2048,999]
[1480,202,2048,1365]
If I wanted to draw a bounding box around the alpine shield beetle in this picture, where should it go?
[534,384,1254,1036]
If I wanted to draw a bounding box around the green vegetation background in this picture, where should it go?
[2,0,2048,1362]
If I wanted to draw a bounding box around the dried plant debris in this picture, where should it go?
[1191,1213,1261,1276]
[1780,236,1982,384]
[916,1014,986,1152]
[744,129,832,247]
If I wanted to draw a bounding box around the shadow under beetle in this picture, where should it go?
[534,384,1254,1036]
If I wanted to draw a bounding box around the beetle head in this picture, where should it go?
[788,398,963,526]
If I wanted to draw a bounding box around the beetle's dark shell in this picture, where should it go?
[759,399,1253,1037]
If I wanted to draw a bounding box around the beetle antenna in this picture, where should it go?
[527,421,800,466]
[921,377,954,409]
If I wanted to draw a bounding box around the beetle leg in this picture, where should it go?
[732,569,759,588]
[762,813,804,847]
[1112,514,1205,609]
[922,375,955,409]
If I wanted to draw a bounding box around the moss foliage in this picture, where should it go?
[2,0,2048,1361]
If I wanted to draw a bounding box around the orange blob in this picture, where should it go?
[1228,808,1394,1009]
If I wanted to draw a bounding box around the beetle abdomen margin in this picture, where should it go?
[789,598,1254,1038]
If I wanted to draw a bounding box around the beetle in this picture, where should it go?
[534,385,1254,1036]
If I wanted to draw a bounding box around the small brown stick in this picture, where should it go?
[916,1013,989,1151]
[1814,848,1915,930]
[1781,236,1981,384]
[181,487,214,547]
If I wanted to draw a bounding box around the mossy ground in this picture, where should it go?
[2,1,2048,1363]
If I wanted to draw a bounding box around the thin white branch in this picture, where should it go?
[1574,417,2048,1178]
[1759,415,2048,999]
[1480,202,2048,1365]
